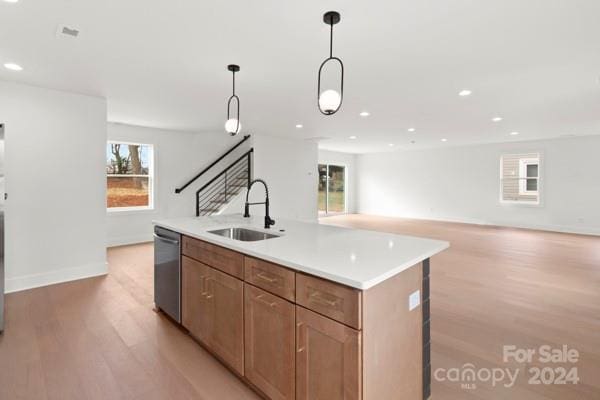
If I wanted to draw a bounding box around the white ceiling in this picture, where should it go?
[1,0,600,153]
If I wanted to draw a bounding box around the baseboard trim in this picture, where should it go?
[107,234,153,248]
[356,212,600,236]
[5,261,108,294]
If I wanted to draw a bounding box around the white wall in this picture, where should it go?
[108,128,318,244]
[246,135,318,222]
[107,123,244,246]
[318,149,357,214]
[357,135,600,235]
[0,81,108,292]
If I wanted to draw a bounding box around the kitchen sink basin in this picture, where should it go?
[208,227,281,242]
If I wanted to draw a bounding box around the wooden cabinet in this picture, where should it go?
[206,264,245,375]
[244,284,295,400]
[296,273,362,330]
[182,256,212,343]
[179,235,425,400]
[245,257,295,302]
[182,236,244,278]
[296,306,362,400]
[181,255,244,375]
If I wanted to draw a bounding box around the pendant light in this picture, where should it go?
[225,64,241,136]
[318,11,344,115]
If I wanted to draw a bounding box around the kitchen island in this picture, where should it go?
[153,214,448,400]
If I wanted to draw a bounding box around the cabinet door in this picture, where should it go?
[296,307,361,400]
[245,284,295,400]
[205,266,245,375]
[182,256,212,343]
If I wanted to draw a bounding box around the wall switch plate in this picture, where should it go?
[409,290,421,311]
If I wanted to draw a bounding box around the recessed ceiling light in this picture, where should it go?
[3,0,19,3]
[295,124,303,128]
[491,117,503,122]
[458,89,472,97]
[441,138,448,142]
[349,135,357,140]
[510,131,520,136]
[359,111,370,117]
[3,62,23,71]
[388,143,395,147]
[408,128,416,132]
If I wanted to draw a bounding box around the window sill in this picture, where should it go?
[499,201,542,208]
[107,207,157,216]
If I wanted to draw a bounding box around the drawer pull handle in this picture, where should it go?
[255,294,277,308]
[200,275,209,297]
[309,291,339,307]
[202,277,214,299]
[256,271,278,284]
[296,322,306,353]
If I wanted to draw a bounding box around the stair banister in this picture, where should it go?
[175,134,251,194]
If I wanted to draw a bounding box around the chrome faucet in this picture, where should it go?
[244,179,276,229]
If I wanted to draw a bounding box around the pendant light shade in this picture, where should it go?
[226,64,241,136]
[317,11,344,115]
[318,89,342,115]
[225,118,241,134]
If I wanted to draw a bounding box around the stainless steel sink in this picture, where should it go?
[208,227,281,242]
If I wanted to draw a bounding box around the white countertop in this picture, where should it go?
[153,214,449,290]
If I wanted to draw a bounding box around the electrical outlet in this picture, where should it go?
[409,290,421,311]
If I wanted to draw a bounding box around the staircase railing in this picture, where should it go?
[175,134,251,194]
[195,148,253,216]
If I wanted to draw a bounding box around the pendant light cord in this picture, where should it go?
[232,71,236,96]
[329,21,333,58]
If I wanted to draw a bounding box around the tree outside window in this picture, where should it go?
[106,142,154,210]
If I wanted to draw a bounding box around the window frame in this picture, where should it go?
[518,158,539,196]
[499,152,543,206]
[106,140,155,213]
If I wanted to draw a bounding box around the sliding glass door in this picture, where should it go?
[318,164,346,215]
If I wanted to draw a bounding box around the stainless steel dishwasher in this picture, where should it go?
[154,226,181,323]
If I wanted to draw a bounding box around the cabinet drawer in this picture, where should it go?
[296,274,362,330]
[182,236,244,279]
[244,257,295,301]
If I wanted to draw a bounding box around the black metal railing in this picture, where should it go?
[175,134,251,194]
[195,148,253,216]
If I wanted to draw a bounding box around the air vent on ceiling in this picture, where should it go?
[56,24,80,39]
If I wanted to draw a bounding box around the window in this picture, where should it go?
[500,153,540,204]
[318,163,346,215]
[519,158,539,195]
[106,142,154,210]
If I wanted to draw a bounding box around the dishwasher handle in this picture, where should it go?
[153,233,180,245]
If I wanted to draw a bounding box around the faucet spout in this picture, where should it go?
[244,179,276,229]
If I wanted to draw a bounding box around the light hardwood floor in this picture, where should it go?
[323,215,600,400]
[0,215,598,399]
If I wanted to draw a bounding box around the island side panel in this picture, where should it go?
[362,262,423,400]
[423,258,431,400]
